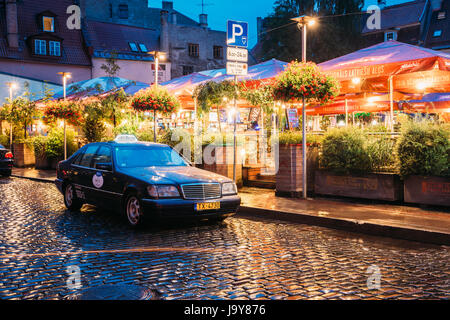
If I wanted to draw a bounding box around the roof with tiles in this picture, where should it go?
[0,0,91,66]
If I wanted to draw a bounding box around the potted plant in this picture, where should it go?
[131,85,179,141]
[315,127,402,201]
[274,131,322,197]
[33,135,49,169]
[396,121,450,206]
[272,61,339,197]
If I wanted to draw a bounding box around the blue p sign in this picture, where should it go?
[227,20,248,48]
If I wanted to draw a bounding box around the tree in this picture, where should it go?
[101,52,121,78]
[193,81,237,132]
[2,96,39,139]
[256,0,364,64]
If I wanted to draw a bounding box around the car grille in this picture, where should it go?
[181,183,221,200]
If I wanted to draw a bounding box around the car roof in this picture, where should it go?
[106,141,168,148]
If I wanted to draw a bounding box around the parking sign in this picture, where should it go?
[227,20,248,48]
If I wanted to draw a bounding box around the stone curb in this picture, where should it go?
[11,175,55,184]
[237,206,450,246]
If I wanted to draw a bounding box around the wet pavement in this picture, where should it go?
[0,177,449,300]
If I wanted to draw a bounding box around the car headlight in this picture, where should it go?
[222,182,237,196]
[147,185,180,198]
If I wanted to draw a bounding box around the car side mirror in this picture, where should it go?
[96,162,113,171]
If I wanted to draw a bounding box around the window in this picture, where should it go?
[437,11,446,20]
[92,146,112,169]
[115,146,188,168]
[78,145,99,168]
[49,41,61,56]
[34,39,47,55]
[43,16,54,32]
[213,46,223,59]
[433,30,442,37]
[152,63,166,71]
[138,43,148,52]
[384,31,397,41]
[129,42,138,52]
[183,65,194,76]
[118,4,128,19]
[188,43,199,57]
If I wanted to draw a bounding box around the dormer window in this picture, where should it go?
[43,16,54,32]
[49,41,61,56]
[34,39,47,55]
[385,31,397,41]
[433,30,442,37]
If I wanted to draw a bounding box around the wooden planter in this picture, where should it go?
[35,154,50,169]
[314,170,403,201]
[202,145,243,187]
[404,175,450,207]
[275,145,319,198]
[12,143,35,168]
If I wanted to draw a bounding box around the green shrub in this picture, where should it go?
[83,116,106,143]
[0,134,9,148]
[113,122,138,136]
[395,121,450,177]
[45,128,78,160]
[366,135,396,173]
[32,135,48,158]
[276,131,323,146]
[320,127,371,174]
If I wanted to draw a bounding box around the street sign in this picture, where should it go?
[227,47,248,63]
[227,20,248,48]
[227,62,248,76]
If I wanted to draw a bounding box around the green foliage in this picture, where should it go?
[395,121,450,177]
[320,127,371,174]
[240,83,274,114]
[193,81,237,114]
[100,88,130,127]
[276,131,323,146]
[45,127,78,160]
[32,135,48,158]
[2,95,39,138]
[273,61,339,104]
[101,52,121,77]
[366,135,396,173]
[257,0,364,64]
[83,116,106,143]
[113,122,138,136]
[0,134,10,148]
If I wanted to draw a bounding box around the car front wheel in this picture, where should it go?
[125,194,144,227]
[64,183,82,211]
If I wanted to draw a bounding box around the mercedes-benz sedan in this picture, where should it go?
[55,140,241,227]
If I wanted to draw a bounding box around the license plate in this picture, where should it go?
[196,202,220,211]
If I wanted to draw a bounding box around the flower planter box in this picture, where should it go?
[12,143,35,168]
[35,155,50,169]
[202,145,243,188]
[314,170,403,201]
[404,175,450,207]
[275,145,319,198]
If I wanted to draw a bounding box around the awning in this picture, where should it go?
[401,92,450,113]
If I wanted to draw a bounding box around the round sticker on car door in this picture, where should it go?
[92,172,104,189]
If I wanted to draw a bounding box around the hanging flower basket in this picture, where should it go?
[131,86,180,115]
[43,100,83,126]
[273,61,339,104]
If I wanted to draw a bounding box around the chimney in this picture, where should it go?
[199,13,208,28]
[160,10,170,54]
[171,12,177,25]
[6,0,19,48]
[162,1,173,10]
[377,0,386,9]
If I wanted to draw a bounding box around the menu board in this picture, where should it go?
[248,107,261,123]
[287,108,299,129]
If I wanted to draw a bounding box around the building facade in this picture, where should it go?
[0,0,91,102]
[83,0,227,80]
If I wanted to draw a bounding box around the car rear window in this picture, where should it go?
[115,146,188,168]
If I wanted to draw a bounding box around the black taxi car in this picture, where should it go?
[55,137,241,227]
[0,144,13,177]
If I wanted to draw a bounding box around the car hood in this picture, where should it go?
[120,166,232,185]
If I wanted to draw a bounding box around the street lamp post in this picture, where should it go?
[58,72,71,160]
[5,82,17,149]
[148,51,166,142]
[292,15,316,200]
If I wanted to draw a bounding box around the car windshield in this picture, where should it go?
[115,146,189,168]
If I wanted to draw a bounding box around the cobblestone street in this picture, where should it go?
[0,177,449,300]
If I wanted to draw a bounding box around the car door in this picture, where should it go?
[90,145,122,208]
[72,144,100,204]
